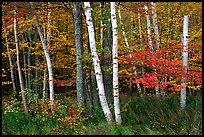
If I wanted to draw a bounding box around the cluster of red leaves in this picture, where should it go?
[68,104,76,118]
[118,42,202,93]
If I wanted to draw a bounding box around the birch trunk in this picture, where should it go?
[22,33,28,89]
[111,2,122,124]
[84,2,112,124]
[151,2,160,49]
[34,29,38,93]
[100,2,103,46]
[24,32,31,90]
[4,23,18,96]
[138,9,143,44]
[30,2,54,110]
[118,4,142,96]
[144,5,153,52]
[144,5,160,98]
[74,2,86,107]
[180,15,189,108]
[42,18,47,100]
[14,7,28,112]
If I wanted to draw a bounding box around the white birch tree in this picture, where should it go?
[151,2,160,49]
[4,20,18,97]
[14,6,28,112]
[111,2,122,124]
[144,4,160,98]
[180,15,189,108]
[144,5,153,52]
[30,2,54,110]
[84,2,112,124]
[118,4,142,97]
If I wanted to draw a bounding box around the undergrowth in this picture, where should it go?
[2,91,202,135]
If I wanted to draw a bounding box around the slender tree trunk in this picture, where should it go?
[180,15,189,108]
[100,2,103,47]
[4,23,18,97]
[84,2,112,124]
[14,6,28,112]
[138,9,143,44]
[111,2,122,125]
[74,2,86,107]
[30,2,54,110]
[22,33,28,89]
[144,5,153,52]
[151,2,160,49]
[101,2,113,104]
[34,29,38,93]
[24,32,31,90]
[118,4,142,96]
[144,5,160,98]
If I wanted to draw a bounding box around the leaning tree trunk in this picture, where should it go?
[14,6,28,112]
[118,4,142,97]
[30,2,54,110]
[84,2,112,124]
[111,2,122,125]
[4,20,18,97]
[74,2,86,107]
[180,15,189,108]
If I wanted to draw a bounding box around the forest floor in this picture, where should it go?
[2,91,202,135]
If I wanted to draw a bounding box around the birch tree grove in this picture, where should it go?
[14,6,28,112]
[180,15,189,108]
[111,2,122,125]
[30,2,55,110]
[84,2,112,124]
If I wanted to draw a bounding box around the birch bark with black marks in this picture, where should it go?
[111,2,122,124]
[30,2,54,110]
[84,2,112,124]
[14,6,28,112]
[74,2,86,107]
[180,15,189,108]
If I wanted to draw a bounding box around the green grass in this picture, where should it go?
[2,93,202,135]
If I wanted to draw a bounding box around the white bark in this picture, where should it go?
[151,2,160,49]
[180,15,189,108]
[47,2,51,47]
[14,7,28,112]
[100,2,103,47]
[138,9,142,44]
[111,2,122,125]
[43,19,47,100]
[118,4,142,96]
[118,4,129,48]
[30,2,54,109]
[4,22,17,96]
[144,5,153,52]
[84,2,112,124]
